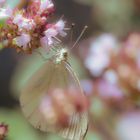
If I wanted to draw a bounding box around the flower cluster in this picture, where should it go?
[0,123,8,140]
[76,32,140,140]
[112,33,140,96]
[0,0,67,53]
[39,88,89,128]
[79,33,140,104]
[84,34,118,77]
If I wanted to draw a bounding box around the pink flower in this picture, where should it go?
[0,123,8,139]
[0,7,13,19]
[14,33,31,49]
[54,20,67,37]
[85,53,110,76]
[41,20,66,47]
[97,70,123,99]
[85,34,117,77]
[98,80,123,99]
[13,13,35,30]
[47,20,66,36]
[39,0,54,14]
[42,28,58,46]
[45,20,66,37]
[44,28,58,38]
[0,0,67,54]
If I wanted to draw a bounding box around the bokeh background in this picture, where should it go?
[1,0,140,140]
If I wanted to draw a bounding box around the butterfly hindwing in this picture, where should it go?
[20,60,88,140]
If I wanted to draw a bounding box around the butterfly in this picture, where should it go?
[20,27,88,140]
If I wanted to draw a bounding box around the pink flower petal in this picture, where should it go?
[40,0,54,13]
[14,33,31,49]
[13,13,35,30]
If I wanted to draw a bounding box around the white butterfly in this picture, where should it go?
[20,33,88,140]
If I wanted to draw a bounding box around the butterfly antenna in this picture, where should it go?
[71,25,88,50]
[70,23,75,45]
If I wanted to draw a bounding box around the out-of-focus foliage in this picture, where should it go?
[75,0,134,35]
[0,109,39,140]
[6,0,20,8]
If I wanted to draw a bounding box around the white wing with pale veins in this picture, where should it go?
[20,60,88,140]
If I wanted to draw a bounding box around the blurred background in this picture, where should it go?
[1,0,140,140]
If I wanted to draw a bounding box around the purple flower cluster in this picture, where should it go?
[0,0,67,53]
[79,33,140,104]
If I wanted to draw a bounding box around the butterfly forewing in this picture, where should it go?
[20,60,88,140]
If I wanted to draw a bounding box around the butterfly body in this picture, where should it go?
[55,48,68,63]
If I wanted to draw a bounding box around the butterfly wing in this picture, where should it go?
[20,60,88,140]
[59,112,88,140]
[58,62,88,140]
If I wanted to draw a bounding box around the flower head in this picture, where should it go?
[85,34,118,77]
[39,0,54,14]
[54,20,67,37]
[13,13,36,31]
[0,123,8,140]
[0,7,13,19]
[13,33,31,49]
[0,0,67,53]
[41,20,66,49]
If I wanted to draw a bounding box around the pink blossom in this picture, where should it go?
[0,7,13,19]
[0,123,8,139]
[39,0,54,14]
[44,28,58,38]
[55,20,67,37]
[98,79,123,99]
[41,20,66,47]
[97,70,123,99]
[13,13,36,30]
[14,33,31,49]
[85,53,110,76]
[125,33,140,69]
[0,0,66,54]
[45,20,66,37]
[42,28,58,47]
[85,34,117,77]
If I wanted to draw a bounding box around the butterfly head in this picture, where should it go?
[55,48,68,63]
